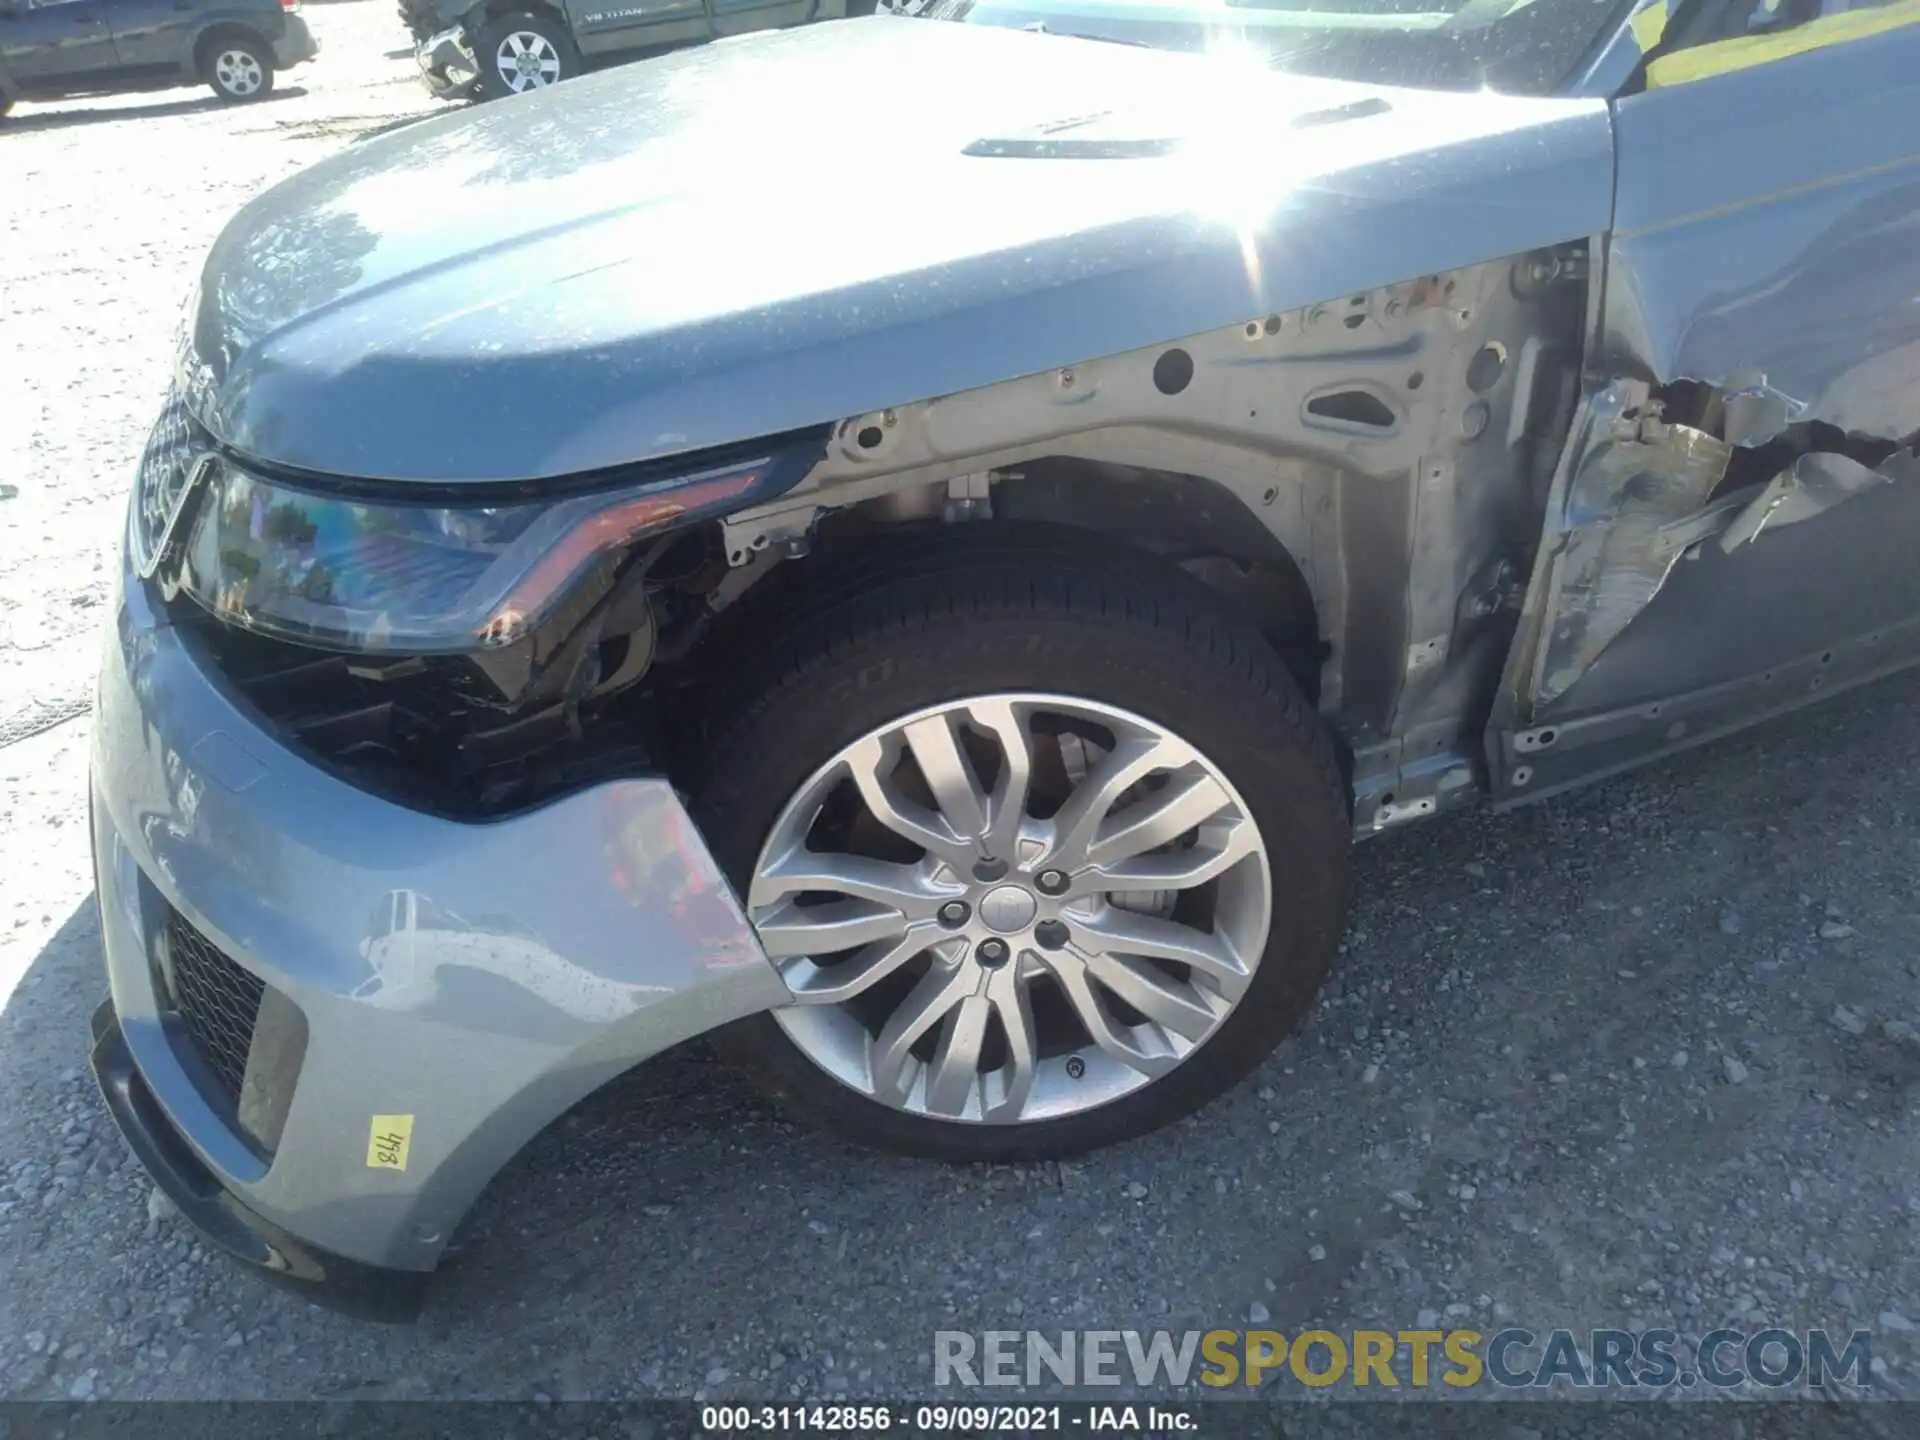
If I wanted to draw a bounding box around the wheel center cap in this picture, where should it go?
[979,885,1037,934]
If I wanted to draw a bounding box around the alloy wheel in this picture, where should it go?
[494,31,562,91]
[747,694,1272,1125]
[213,49,265,98]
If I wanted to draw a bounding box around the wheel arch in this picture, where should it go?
[466,0,572,41]
[722,461,1328,701]
[192,21,272,72]
[679,523,1353,1159]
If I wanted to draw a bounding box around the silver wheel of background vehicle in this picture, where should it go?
[748,694,1272,1126]
[494,30,561,91]
[212,47,265,97]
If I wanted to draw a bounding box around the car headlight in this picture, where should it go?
[160,444,813,654]
[128,390,214,579]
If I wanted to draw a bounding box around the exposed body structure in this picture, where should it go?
[84,3,1920,1317]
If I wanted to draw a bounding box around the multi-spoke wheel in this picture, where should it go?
[752,696,1272,1125]
[475,11,578,99]
[204,36,273,103]
[698,533,1350,1160]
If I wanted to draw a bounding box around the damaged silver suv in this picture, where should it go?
[89,0,1920,1319]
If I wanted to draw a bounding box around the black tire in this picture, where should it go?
[693,528,1351,1162]
[202,33,275,102]
[474,10,579,100]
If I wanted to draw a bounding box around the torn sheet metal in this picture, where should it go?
[1718,372,1809,448]
[1536,24,1920,714]
[1718,447,1920,551]
[1534,415,1732,705]
[1530,426,1920,704]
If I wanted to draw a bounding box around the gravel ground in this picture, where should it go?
[5,10,1920,1412]
[0,2,439,746]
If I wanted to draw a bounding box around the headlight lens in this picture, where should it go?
[128,391,213,578]
[172,453,776,653]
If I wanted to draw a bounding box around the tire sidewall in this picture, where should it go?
[698,570,1349,1161]
[475,11,578,100]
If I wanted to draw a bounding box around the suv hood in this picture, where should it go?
[183,18,1611,483]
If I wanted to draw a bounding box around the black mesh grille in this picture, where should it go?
[163,907,265,1106]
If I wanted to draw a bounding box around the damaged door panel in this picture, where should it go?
[1601,14,1920,445]
[1488,18,1920,803]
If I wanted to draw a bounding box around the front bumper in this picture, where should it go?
[273,13,319,68]
[89,553,789,1314]
[415,25,478,98]
[91,1000,429,1321]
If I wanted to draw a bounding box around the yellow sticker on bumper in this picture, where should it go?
[367,1115,415,1171]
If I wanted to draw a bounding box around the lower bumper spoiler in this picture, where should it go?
[90,999,431,1324]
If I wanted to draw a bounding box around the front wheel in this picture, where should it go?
[695,534,1351,1161]
[475,11,578,99]
[205,36,274,102]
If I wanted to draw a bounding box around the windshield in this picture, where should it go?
[931,0,1635,95]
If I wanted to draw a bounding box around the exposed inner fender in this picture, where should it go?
[716,252,1587,784]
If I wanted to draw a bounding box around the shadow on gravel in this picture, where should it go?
[3,898,102,1073]
[8,675,1920,1397]
[255,109,443,143]
[411,670,1920,1368]
[419,1038,985,1341]
[2,89,307,133]
[351,110,445,142]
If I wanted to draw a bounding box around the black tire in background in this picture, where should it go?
[474,10,579,100]
[202,33,275,102]
[693,529,1352,1162]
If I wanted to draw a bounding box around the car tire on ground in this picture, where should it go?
[202,34,274,102]
[694,528,1351,1162]
[475,11,579,99]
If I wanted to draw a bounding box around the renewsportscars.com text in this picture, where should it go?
[934,1327,1873,1391]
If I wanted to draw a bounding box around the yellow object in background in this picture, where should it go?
[1647,0,1920,87]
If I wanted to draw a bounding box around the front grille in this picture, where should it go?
[163,907,266,1107]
